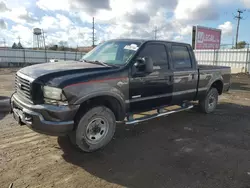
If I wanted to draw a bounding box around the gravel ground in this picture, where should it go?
[1,68,250,188]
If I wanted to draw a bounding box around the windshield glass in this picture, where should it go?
[81,40,142,65]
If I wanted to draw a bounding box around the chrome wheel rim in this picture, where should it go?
[208,94,216,110]
[85,117,109,144]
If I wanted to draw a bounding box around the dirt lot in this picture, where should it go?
[1,68,250,188]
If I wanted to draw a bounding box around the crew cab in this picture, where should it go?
[11,39,231,152]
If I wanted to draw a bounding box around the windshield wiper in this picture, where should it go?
[92,60,109,67]
[82,59,118,68]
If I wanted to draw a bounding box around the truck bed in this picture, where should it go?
[196,65,231,99]
[198,65,231,72]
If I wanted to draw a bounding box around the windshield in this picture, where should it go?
[81,40,142,65]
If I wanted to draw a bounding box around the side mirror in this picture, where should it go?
[133,57,153,74]
[134,58,145,69]
[144,57,153,73]
[133,57,154,74]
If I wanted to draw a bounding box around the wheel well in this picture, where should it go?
[75,96,125,123]
[211,80,223,95]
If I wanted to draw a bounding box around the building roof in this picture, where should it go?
[77,46,94,52]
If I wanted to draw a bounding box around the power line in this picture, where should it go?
[234,9,246,49]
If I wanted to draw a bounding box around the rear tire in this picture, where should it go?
[199,88,218,114]
[70,106,116,152]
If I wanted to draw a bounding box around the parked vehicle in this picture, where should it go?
[10,39,231,152]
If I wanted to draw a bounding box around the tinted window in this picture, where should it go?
[138,44,168,67]
[172,45,192,69]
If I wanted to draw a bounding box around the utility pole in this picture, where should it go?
[76,28,80,48]
[42,29,47,62]
[3,38,6,47]
[75,28,80,59]
[154,27,157,40]
[17,36,21,43]
[232,36,234,49]
[92,17,95,47]
[42,29,46,49]
[234,9,245,49]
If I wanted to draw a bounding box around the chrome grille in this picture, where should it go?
[15,74,32,101]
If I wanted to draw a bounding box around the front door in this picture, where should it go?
[129,42,172,113]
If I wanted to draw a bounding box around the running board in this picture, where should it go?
[125,104,193,125]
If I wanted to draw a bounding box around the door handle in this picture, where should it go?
[165,76,172,83]
[188,74,195,79]
[134,77,144,82]
[164,76,170,79]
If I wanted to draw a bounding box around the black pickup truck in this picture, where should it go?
[11,39,231,152]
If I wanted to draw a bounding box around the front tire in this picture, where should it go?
[199,88,219,114]
[71,106,116,152]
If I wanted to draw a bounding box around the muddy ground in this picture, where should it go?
[0,68,250,188]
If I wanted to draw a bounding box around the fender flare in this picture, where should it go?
[207,78,224,94]
[74,90,126,120]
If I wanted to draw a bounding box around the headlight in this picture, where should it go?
[43,86,67,105]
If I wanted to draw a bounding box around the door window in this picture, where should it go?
[137,43,169,68]
[172,45,192,69]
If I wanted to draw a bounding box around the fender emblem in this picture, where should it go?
[117,81,128,87]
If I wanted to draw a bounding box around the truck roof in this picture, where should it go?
[109,38,190,46]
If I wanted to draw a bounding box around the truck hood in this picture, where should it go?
[19,61,108,79]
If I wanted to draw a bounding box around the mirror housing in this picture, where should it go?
[134,58,144,68]
[134,57,153,74]
[144,57,153,73]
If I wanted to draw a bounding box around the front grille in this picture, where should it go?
[15,74,32,101]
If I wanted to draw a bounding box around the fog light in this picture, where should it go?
[24,114,32,122]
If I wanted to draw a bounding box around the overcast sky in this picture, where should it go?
[0,0,250,47]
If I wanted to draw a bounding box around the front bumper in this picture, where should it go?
[10,93,79,136]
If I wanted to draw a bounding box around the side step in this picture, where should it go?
[125,104,193,125]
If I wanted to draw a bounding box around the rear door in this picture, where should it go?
[129,42,172,112]
[170,44,198,103]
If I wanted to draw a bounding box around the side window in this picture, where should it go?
[137,43,168,67]
[172,45,192,69]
